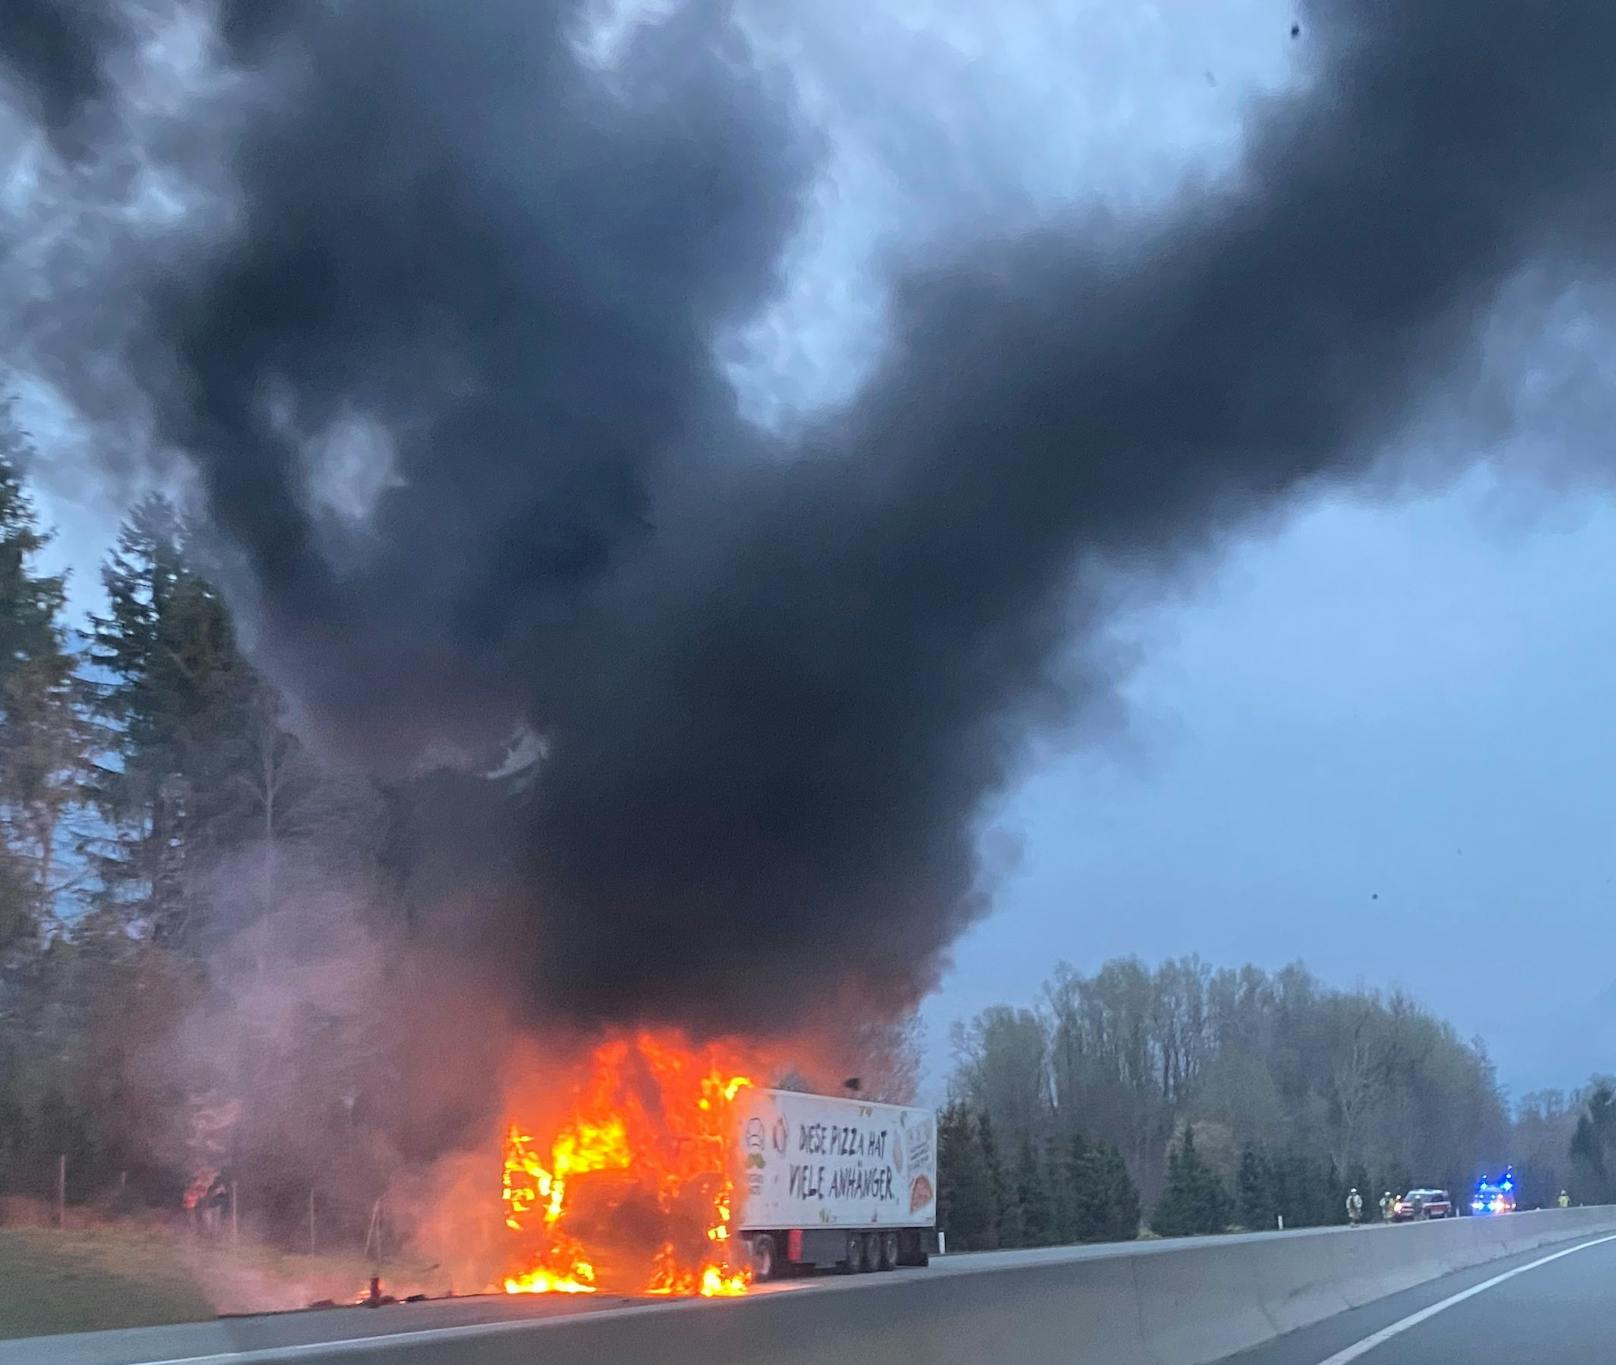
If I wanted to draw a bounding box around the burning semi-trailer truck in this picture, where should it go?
[732,1088,938,1279]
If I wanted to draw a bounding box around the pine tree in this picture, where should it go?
[1014,1133,1055,1246]
[1152,1126,1231,1237]
[83,496,259,944]
[1093,1139,1141,1241]
[1064,1130,1096,1241]
[1273,1152,1313,1228]
[1153,1136,1190,1236]
[1322,1157,1345,1227]
[977,1110,1019,1247]
[1068,1130,1134,1242]
[1238,1145,1276,1231]
[1571,1084,1616,1204]
[1270,1153,1343,1228]
[938,1103,997,1250]
[1052,1132,1084,1243]
[0,408,84,958]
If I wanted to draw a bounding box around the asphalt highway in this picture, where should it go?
[1223,1229,1616,1365]
[7,1227,1614,1365]
[0,1234,1308,1365]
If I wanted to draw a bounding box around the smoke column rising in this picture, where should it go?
[5,1,1616,1031]
[0,0,118,138]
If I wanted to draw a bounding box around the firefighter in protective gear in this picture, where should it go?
[1559,1190,1571,1209]
[1347,1188,1364,1225]
[1379,1191,1395,1222]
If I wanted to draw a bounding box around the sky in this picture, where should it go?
[8,1,1616,1097]
[923,470,1616,1101]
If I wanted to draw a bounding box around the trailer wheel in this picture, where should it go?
[879,1232,899,1270]
[845,1232,865,1273]
[751,1234,778,1282]
[861,1232,880,1273]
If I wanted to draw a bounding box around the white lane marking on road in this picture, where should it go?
[1313,1232,1616,1365]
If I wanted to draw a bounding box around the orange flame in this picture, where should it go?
[501,1031,754,1298]
[181,1168,217,1212]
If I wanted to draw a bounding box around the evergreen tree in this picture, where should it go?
[1238,1145,1277,1231]
[1154,1135,1190,1236]
[1198,1137,1232,1233]
[938,1102,997,1250]
[1065,1130,1098,1241]
[1271,1153,1343,1228]
[1322,1157,1345,1226]
[1066,1130,1139,1242]
[83,496,259,944]
[978,1110,1020,1247]
[0,408,84,959]
[1152,1126,1231,1237]
[1053,1131,1086,1243]
[1570,1082,1616,1204]
[1013,1133,1055,1246]
[1092,1139,1141,1241]
[1270,1152,1294,1227]
[1273,1152,1323,1228]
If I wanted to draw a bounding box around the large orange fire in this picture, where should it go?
[500,1031,755,1298]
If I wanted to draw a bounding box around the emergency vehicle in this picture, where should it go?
[1471,1170,1516,1215]
[1393,1188,1453,1220]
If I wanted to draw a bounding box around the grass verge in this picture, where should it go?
[0,1225,212,1339]
[0,1223,445,1339]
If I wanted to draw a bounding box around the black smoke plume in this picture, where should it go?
[6,1,1616,1032]
[0,0,122,143]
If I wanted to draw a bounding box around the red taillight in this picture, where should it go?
[787,1228,802,1262]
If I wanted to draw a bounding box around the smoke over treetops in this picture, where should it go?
[5,1,1616,1032]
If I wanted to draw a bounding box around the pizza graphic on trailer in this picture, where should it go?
[909,1174,934,1214]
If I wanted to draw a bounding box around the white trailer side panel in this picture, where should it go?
[735,1089,936,1230]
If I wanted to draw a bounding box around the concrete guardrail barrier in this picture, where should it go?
[160,1208,1616,1364]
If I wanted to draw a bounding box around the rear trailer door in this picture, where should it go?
[734,1089,936,1231]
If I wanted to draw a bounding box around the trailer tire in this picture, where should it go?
[845,1232,865,1273]
[879,1232,899,1270]
[751,1234,778,1282]
[861,1232,880,1273]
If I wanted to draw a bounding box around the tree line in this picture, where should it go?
[936,1103,1140,1250]
[0,406,426,1244]
[936,955,1612,1246]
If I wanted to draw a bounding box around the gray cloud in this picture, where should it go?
[5,1,1616,1033]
